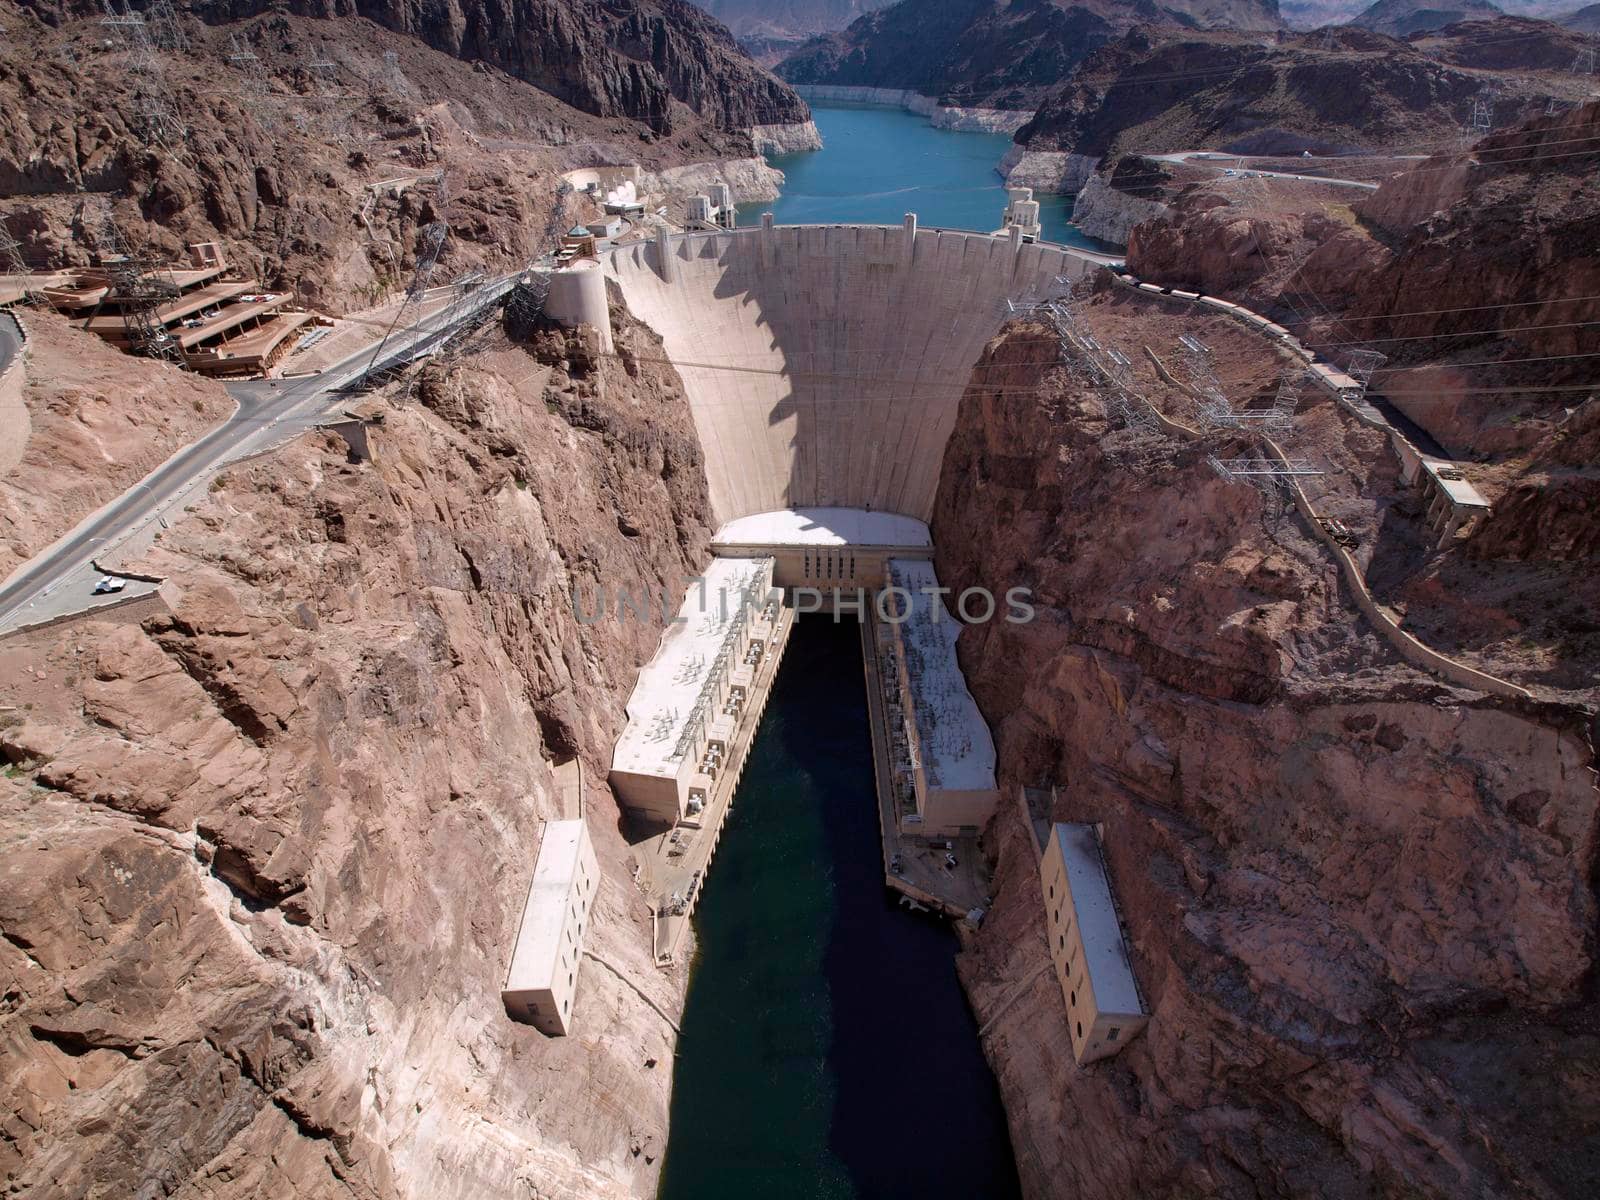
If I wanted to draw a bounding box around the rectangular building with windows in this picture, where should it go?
[503,819,599,1036]
[1040,822,1147,1063]
[879,558,1000,838]
[610,557,777,826]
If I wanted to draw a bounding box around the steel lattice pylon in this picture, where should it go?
[98,215,181,361]
[0,225,27,275]
[1208,455,1323,480]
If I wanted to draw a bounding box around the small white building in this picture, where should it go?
[503,819,599,1036]
[586,215,624,240]
[1041,822,1146,1063]
[610,557,778,825]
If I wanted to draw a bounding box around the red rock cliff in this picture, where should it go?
[930,318,1600,1200]
[0,308,712,1197]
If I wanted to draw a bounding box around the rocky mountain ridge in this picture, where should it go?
[1001,21,1581,190]
[22,0,812,135]
[777,0,1284,110]
[0,5,803,313]
[1351,0,1505,35]
[1127,100,1600,455]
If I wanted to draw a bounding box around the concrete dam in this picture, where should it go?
[594,220,1106,526]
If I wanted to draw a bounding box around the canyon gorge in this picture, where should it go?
[1,2,1598,1198]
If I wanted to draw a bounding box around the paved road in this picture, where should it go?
[0,312,21,377]
[0,275,518,632]
[1152,152,1381,192]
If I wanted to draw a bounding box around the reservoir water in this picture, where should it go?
[658,617,1020,1199]
[738,101,1110,250]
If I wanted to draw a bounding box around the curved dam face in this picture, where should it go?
[602,224,1103,526]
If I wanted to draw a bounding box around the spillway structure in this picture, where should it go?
[575,217,1114,950]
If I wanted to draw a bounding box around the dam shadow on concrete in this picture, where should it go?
[658,615,1020,1200]
[611,224,1093,526]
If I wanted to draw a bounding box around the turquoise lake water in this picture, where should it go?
[737,102,1105,249]
[657,618,1020,1199]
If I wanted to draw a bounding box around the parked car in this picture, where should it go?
[92,576,126,595]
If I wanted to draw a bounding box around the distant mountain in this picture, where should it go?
[1562,2,1600,31]
[1012,24,1558,164]
[694,0,897,39]
[1350,0,1504,36]
[776,0,1284,110]
[1280,0,1566,25]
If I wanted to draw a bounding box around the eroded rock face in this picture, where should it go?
[1013,24,1554,163]
[1127,100,1600,457]
[0,309,712,1197]
[183,0,811,133]
[931,324,1600,1200]
[776,0,1281,111]
[0,7,801,311]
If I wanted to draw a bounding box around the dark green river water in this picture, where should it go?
[658,617,1020,1199]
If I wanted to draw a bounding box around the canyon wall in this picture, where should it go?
[0,6,804,312]
[1127,100,1600,455]
[0,309,714,1198]
[931,321,1600,1200]
[1066,170,1169,246]
[1011,24,1561,168]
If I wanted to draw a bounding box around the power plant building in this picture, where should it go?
[1040,822,1147,1063]
[711,506,932,589]
[879,558,999,838]
[503,819,599,1037]
[610,556,778,826]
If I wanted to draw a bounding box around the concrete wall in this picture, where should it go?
[0,312,31,477]
[603,224,1099,526]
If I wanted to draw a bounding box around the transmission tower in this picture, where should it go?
[304,54,340,96]
[101,2,188,152]
[226,33,272,102]
[133,91,186,152]
[97,214,182,361]
[380,49,406,96]
[1178,333,1234,426]
[408,221,448,297]
[359,220,451,385]
[1208,455,1323,482]
[100,1,156,72]
[146,1,189,53]
[1344,349,1387,399]
[0,225,27,275]
[1468,92,1495,135]
[1573,47,1597,76]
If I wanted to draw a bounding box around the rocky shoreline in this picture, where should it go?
[791,84,1032,134]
